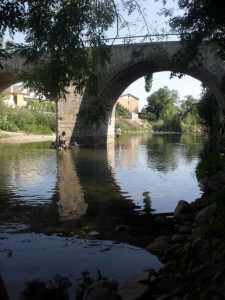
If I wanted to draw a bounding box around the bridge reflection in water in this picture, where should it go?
[57,150,87,221]
[0,134,206,299]
[55,145,143,241]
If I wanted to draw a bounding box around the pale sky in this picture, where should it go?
[124,72,203,111]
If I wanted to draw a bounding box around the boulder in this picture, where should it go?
[145,242,170,255]
[171,234,186,243]
[87,288,122,300]
[174,200,196,220]
[195,203,217,221]
[87,279,118,295]
[155,235,172,243]
[118,281,149,300]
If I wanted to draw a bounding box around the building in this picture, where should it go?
[4,84,46,108]
[117,93,139,113]
[4,84,29,108]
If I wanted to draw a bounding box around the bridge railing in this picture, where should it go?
[94,33,180,46]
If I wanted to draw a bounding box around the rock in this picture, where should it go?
[176,225,191,234]
[174,200,197,220]
[155,235,172,243]
[199,177,218,192]
[118,281,149,300]
[115,224,129,231]
[171,234,186,243]
[129,270,150,283]
[195,203,217,221]
[87,279,118,295]
[146,242,170,255]
[86,288,122,300]
[155,216,169,223]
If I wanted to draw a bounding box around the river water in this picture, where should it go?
[0,133,207,299]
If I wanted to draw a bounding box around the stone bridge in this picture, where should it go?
[1,41,225,147]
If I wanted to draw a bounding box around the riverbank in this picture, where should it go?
[0,130,56,143]
[85,175,225,300]
[110,174,225,300]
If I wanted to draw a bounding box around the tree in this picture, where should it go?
[6,0,117,101]
[180,95,199,117]
[198,88,220,133]
[0,0,149,102]
[161,1,225,71]
[146,86,179,120]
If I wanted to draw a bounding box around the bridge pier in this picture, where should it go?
[57,86,116,147]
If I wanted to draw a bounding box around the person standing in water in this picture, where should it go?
[116,126,122,139]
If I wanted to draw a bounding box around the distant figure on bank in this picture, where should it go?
[116,126,122,140]
[58,131,67,149]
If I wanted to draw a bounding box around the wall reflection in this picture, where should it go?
[57,150,87,221]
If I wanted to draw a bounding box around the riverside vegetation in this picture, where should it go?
[0,93,56,136]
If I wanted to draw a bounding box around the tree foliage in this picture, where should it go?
[0,0,150,102]
[180,95,199,117]
[198,88,220,133]
[145,86,204,132]
[6,0,117,100]
[164,0,225,71]
[146,86,179,120]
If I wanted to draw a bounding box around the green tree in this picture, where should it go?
[162,100,181,130]
[198,88,220,133]
[8,0,117,101]
[180,95,199,117]
[146,86,179,120]
[1,1,150,101]
[160,1,225,71]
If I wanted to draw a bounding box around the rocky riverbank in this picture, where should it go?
[84,173,225,300]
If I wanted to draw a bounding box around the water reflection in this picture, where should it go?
[0,135,207,233]
[146,134,205,173]
[57,151,87,221]
[0,134,207,299]
[114,134,206,212]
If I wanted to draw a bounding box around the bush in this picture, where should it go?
[0,95,56,134]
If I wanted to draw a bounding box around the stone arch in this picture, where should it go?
[96,56,225,140]
[58,43,225,147]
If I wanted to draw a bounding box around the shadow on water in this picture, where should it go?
[0,135,207,299]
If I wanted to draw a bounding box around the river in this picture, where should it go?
[0,133,207,299]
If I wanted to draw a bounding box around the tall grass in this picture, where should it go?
[0,98,56,134]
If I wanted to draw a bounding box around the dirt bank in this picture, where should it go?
[0,131,56,143]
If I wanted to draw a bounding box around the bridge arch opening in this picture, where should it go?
[100,62,222,116]
[121,71,202,112]
[94,58,225,146]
